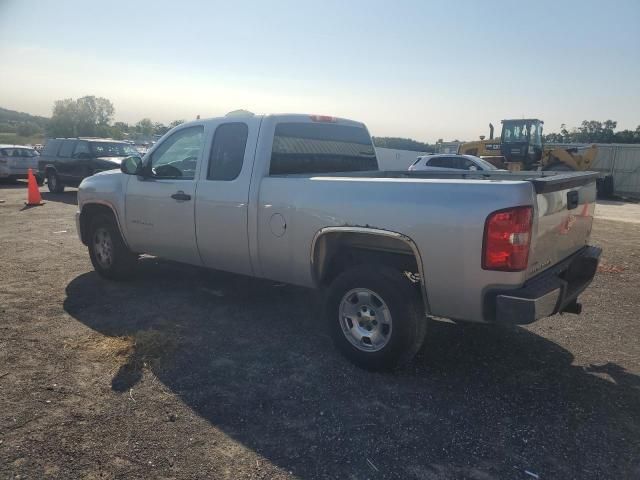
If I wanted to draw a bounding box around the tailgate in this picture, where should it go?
[527,172,598,279]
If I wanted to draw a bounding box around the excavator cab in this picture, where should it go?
[500,119,544,169]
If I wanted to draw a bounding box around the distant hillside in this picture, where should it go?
[0,107,49,129]
[0,107,49,144]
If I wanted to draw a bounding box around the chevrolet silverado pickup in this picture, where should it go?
[75,113,601,370]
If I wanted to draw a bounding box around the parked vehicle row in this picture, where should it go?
[75,113,601,370]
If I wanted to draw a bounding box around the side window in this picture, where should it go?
[73,141,90,157]
[207,123,248,181]
[42,140,61,156]
[149,126,204,179]
[427,157,449,168]
[460,158,476,170]
[58,140,76,158]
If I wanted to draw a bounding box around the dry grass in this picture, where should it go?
[65,328,178,369]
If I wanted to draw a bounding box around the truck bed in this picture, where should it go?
[299,170,601,194]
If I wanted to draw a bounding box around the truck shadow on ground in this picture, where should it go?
[63,258,640,479]
[40,191,77,206]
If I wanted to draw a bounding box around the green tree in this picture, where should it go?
[48,95,115,137]
[153,122,169,136]
[135,118,154,137]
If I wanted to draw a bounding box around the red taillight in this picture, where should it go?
[310,115,336,123]
[482,206,533,271]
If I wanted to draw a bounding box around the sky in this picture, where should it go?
[0,0,639,142]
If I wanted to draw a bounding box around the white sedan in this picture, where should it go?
[409,154,500,172]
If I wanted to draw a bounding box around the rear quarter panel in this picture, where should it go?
[257,176,536,322]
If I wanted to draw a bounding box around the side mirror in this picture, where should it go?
[121,156,143,175]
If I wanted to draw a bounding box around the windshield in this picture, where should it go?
[502,121,543,147]
[90,142,138,157]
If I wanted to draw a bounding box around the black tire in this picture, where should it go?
[47,170,64,193]
[325,264,427,371]
[88,214,137,280]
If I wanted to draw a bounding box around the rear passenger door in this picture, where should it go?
[56,140,77,181]
[195,120,258,276]
[70,140,92,179]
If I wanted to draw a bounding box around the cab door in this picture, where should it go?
[124,125,205,265]
[195,120,258,276]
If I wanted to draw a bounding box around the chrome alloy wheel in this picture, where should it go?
[338,288,393,352]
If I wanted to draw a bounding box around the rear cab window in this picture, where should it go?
[269,122,378,175]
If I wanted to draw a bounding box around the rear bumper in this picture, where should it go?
[484,246,601,324]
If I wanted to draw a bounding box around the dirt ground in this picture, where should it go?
[1,182,639,480]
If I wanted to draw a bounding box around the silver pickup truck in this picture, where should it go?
[76,113,601,370]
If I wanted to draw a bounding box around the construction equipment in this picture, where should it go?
[458,119,612,195]
[458,119,597,171]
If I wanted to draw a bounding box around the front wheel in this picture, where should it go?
[325,264,427,371]
[88,214,137,280]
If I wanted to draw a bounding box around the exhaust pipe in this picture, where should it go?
[489,123,494,140]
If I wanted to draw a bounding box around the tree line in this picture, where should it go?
[3,97,640,146]
[543,120,640,144]
[47,96,185,140]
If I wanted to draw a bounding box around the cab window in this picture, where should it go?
[207,123,248,181]
[149,126,204,179]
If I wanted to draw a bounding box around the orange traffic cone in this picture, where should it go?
[25,168,43,206]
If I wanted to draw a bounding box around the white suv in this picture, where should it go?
[0,145,43,184]
[409,154,500,172]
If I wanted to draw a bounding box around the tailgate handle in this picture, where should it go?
[567,190,579,210]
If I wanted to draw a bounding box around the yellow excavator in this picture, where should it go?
[458,118,598,172]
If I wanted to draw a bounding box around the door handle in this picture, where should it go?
[171,191,191,201]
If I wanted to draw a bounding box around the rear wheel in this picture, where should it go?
[325,264,427,370]
[46,170,64,193]
[88,214,137,280]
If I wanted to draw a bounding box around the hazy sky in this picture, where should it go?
[1,0,639,142]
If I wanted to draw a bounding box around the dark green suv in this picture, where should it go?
[38,138,139,193]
